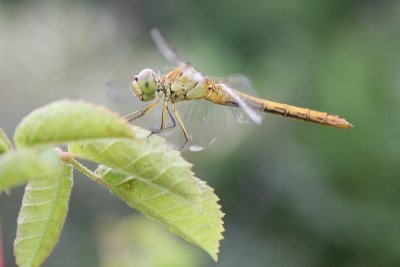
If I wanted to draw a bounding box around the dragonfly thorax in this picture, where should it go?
[166,67,208,103]
[131,68,159,102]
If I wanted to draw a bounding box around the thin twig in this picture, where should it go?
[56,148,112,188]
[67,158,112,189]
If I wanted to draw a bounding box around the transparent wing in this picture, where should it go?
[219,83,262,125]
[156,100,225,152]
[150,28,191,68]
[230,106,251,124]
[178,100,226,151]
[150,28,206,83]
[119,98,226,152]
[210,74,260,124]
[106,78,138,105]
[211,74,254,92]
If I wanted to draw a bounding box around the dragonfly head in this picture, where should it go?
[131,68,158,101]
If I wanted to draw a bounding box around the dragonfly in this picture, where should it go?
[121,28,352,151]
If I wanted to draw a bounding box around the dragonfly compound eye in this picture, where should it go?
[131,68,157,101]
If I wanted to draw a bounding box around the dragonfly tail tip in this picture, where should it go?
[337,118,353,129]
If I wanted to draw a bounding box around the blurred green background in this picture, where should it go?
[1,0,399,266]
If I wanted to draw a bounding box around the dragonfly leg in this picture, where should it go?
[171,102,189,150]
[161,99,168,130]
[124,98,160,123]
[151,101,177,134]
[166,105,176,128]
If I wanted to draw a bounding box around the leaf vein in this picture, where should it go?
[18,217,50,224]
[15,234,43,244]
[123,151,155,170]
[22,200,54,207]
[148,163,184,183]
[96,139,119,157]
[169,214,203,223]
[129,175,204,213]
[26,184,59,191]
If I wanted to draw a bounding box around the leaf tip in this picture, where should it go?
[13,100,136,147]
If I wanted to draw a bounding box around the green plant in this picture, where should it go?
[0,100,224,267]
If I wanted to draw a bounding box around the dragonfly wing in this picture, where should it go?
[106,78,139,105]
[230,107,252,124]
[210,74,260,124]
[150,28,207,83]
[220,83,262,125]
[122,99,225,152]
[150,28,191,68]
[211,74,255,94]
[179,100,226,151]
[166,100,226,151]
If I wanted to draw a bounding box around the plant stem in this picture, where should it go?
[56,148,112,189]
[68,158,112,189]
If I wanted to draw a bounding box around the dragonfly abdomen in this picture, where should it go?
[232,90,353,129]
[204,83,352,128]
[261,99,352,128]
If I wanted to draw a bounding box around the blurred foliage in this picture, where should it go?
[0,0,399,266]
[97,215,204,267]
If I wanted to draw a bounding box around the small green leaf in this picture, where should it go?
[14,100,135,148]
[69,127,224,261]
[0,148,62,193]
[0,128,12,154]
[14,164,73,267]
[69,129,200,201]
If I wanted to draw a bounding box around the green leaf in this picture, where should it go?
[0,128,12,154]
[69,131,199,201]
[0,149,62,193]
[68,127,224,261]
[14,164,73,267]
[14,100,135,148]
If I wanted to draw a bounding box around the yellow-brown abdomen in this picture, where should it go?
[260,99,353,129]
[205,82,353,129]
[238,92,353,129]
